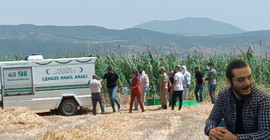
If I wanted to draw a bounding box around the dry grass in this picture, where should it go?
[0,107,50,129]
[0,102,213,140]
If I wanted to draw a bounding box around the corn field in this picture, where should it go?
[92,49,270,99]
[2,48,270,100]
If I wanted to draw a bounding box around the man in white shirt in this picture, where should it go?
[172,65,185,110]
[89,75,105,115]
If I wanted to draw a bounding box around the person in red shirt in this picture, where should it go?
[128,71,145,113]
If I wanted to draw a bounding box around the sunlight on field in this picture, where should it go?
[0,103,213,140]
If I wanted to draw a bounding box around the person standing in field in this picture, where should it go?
[101,66,121,112]
[159,67,169,109]
[205,59,270,139]
[128,71,145,113]
[194,67,204,102]
[89,75,105,115]
[172,65,185,110]
[134,66,149,110]
[207,63,217,104]
[168,70,175,107]
[181,65,191,101]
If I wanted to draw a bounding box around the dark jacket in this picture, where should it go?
[205,87,270,140]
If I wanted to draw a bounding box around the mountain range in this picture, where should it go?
[0,17,269,58]
[134,17,245,36]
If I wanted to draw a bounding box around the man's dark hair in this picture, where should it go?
[107,66,113,70]
[92,74,98,79]
[207,63,213,67]
[132,71,138,76]
[226,59,249,82]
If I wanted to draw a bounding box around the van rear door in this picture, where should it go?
[3,67,33,96]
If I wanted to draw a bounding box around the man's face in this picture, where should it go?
[160,69,164,74]
[175,67,180,72]
[138,68,143,74]
[131,72,136,78]
[108,69,113,73]
[195,68,199,73]
[228,66,252,97]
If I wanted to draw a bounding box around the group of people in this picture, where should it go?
[89,59,270,139]
[159,65,191,110]
[194,63,218,104]
[89,64,194,115]
[88,61,226,115]
[89,66,149,114]
[89,66,121,115]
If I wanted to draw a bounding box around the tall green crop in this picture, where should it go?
[1,50,269,101]
[93,51,270,99]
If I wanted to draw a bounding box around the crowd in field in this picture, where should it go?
[89,59,270,139]
[89,63,217,115]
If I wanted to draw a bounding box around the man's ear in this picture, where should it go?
[226,78,232,86]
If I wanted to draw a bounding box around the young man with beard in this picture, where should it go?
[205,59,270,140]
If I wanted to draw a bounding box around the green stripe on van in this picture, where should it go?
[35,84,89,92]
[2,84,89,95]
[4,87,33,95]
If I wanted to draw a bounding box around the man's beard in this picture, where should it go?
[231,83,252,98]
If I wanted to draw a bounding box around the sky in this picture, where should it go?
[0,0,269,31]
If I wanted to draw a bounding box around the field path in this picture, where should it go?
[0,102,213,140]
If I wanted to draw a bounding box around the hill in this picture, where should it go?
[134,17,245,36]
[0,24,269,58]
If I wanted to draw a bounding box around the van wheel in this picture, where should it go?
[59,100,78,116]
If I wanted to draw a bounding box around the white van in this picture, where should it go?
[0,55,97,116]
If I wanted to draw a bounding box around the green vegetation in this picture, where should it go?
[93,49,270,99]
[1,49,269,100]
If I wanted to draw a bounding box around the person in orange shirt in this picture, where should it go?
[134,66,149,109]
[128,71,145,113]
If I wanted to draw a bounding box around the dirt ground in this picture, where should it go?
[0,102,213,140]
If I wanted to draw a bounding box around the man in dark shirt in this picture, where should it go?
[234,94,245,134]
[168,70,175,107]
[101,66,121,112]
[205,59,270,140]
[194,67,204,102]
